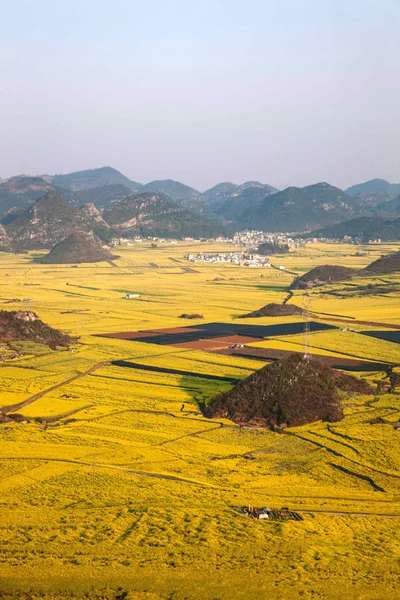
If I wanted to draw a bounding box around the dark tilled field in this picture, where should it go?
[360,330,400,345]
[99,321,337,346]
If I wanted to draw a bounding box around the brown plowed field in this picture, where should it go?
[170,335,260,350]
[97,331,161,339]
[171,340,233,350]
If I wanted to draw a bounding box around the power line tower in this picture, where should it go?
[302,293,312,359]
[92,453,97,502]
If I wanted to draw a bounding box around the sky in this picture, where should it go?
[0,0,399,191]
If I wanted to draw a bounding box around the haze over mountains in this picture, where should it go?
[1,167,400,243]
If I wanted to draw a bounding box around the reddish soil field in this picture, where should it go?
[170,335,262,350]
[149,327,203,334]
[208,335,261,344]
[171,340,233,350]
[97,331,161,339]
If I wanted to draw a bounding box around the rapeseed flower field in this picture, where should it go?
[0,241,399,599]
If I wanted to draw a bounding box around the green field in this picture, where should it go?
[0,241,399,600]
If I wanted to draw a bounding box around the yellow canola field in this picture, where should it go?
[0,241,400,600]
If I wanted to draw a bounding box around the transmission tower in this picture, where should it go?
[92,453,97,501]
[302,293,312,359]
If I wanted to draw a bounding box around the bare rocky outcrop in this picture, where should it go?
[78,202,109,225]
[0,223,13,252]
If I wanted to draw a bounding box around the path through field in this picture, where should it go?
[1,361,110,415]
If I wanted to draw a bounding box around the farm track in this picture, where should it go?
[1,361,110,415]
[0,456,398,517]
[0,456,214,487]
[288,431,400,481]
[153,424,225,446]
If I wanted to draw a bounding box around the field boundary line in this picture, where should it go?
[1,361,110,415]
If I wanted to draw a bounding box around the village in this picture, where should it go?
[185,250,283,268]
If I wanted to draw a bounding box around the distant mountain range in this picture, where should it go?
[345,178,400,208]
[1,167,400,238]
[46,166,142,192]
[239,183,362,232]
[308,215,400,242]
[0,177,56,213]
[58,184,134,208]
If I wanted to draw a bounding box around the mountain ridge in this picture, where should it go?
[239,182,362,232]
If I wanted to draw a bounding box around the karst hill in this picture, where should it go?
[206,354,372,430]
[240,303,304,318]
[362,251,400,275]
[290,265,356,289]
[5,191,91,250]
[36,231,118,264]
[0,310,76,349]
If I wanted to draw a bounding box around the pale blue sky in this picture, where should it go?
[1,0,399,190]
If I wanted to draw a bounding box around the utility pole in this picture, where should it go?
[92,453,97,501]
[302,293,312,359]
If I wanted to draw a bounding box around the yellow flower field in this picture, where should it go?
[0,241,399,600]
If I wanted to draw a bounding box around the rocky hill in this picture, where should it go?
[346,178,394,196]
[140,180,201,203]
[77,203,112,242]
[36,231,118,264]
[0,310,76,349]
[291,265,355,289]
[346,179,400,208]
[374,195,400,217]
[5,192,91,250]
[309,216,400,242]
[202,181,276,211]
[363,251,400,275]
[59,183,133,208]
[215,184,278,224]
[0,224,13,252]
[103,192,228,239]
[240,303,304,318]
[206,354,371,429]
[48,167,142,192]
[240,183,362,232]
[0,176,57,214]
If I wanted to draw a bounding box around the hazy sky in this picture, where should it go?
[1,0,399,190]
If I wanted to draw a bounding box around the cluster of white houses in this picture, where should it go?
[186,251,286,269]
[233,230,294,248]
